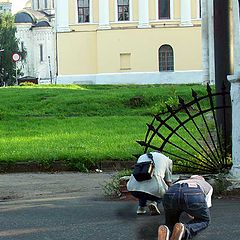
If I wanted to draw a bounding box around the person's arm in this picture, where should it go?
[165,180,172,187]
[164,160,173,187]
[205,186,213,208]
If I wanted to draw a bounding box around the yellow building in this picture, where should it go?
[56,0,203,84]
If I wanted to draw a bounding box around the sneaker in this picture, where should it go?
[136,206,147,215]
[148,202,161,215]
[170,223,185,240]
[158,225,170,240]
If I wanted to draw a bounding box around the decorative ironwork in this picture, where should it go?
[137,84,232,174]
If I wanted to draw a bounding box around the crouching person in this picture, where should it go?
[127,151,173,215]
[158,175,213,240]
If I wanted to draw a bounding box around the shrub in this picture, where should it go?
[19,81,36,86]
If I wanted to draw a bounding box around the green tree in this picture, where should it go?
[0,13,26,86]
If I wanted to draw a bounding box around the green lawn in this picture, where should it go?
[0,84,209,170]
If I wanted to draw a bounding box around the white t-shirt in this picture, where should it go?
[127,152,173,198]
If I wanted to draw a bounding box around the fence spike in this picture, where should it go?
[166,104,173,112]
[207,83,212,93]
[178,96,185,104]
[136,140,147,147]
[147,123,155,131]
[155,114,162,122]
[192,89,198,99]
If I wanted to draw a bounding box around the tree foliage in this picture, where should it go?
[0,13,26,86]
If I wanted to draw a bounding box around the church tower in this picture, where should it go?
[0,0,12,13]
[32,0,54,14]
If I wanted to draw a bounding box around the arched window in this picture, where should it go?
[159,45,174,71]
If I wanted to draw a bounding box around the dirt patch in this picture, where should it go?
[0,172,113,201]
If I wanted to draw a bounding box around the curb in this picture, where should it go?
[0,160,135,173]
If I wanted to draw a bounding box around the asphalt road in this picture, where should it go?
[0,173,240,240]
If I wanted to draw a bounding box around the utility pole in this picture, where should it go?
[213,0,232,154]
[48,56,53,84]
[0,49,4,86]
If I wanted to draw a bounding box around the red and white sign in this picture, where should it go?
[12,53,21,62]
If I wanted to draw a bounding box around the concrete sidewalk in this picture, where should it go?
[0,172,113,201]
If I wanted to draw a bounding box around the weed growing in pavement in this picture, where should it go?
[102,170,131,198]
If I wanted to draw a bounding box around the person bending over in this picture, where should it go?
[158,175,213,240]
[127,151,172,215]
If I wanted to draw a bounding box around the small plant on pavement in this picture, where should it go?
[102,170,131,198]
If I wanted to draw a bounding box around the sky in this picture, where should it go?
[11,0,29,14]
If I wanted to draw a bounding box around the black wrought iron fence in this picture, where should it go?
[137,84,232,174]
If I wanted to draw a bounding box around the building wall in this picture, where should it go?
[57,31,97,75]
[57,0,203,84]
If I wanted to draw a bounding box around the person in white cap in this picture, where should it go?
[158,175,213,240]
[127,151,172,215]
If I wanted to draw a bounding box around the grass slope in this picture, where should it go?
[0,84,209,170]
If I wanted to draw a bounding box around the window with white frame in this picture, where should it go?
[159,45,174,71]
[158,0,170,19]
[117,0,130,21]
[77,0,90,23]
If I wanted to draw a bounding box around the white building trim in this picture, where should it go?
[56,0,70,32]
[180,0,193,26]
[138,0,151,28]
[98,0,111,29]
[56,70,203,85]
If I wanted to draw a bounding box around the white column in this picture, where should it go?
[180,0,193,26]
[56,0,70,32]
[99,0,111,29]
[201,0,209,84]
[138,0,150,28]
[227,0,240,180]
[228,76,240,179]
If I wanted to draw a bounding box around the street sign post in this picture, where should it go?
[12,53,21,84]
